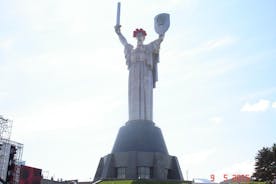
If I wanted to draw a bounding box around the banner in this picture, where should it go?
[19,166,42,184]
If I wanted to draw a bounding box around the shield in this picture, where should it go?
[154,13,170,35]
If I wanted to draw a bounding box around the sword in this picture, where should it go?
[116,2,121,26]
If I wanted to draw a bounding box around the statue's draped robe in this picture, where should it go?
[124,39,162,121]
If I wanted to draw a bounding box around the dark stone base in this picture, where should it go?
[112,120,168,154]
[93,120,183,182]
[93,151,183,182]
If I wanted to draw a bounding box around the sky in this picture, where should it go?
[0,0,276,182]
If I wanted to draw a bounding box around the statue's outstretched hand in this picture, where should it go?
[115,25,121,35]
[159,34,165,41]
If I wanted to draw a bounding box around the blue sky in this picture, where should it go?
[0,0,275,182]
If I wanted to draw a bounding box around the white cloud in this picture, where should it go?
[183,148,217,166]
[272,102,276,108]
[241,99,270,112]
[240,87,276,100]
[0,38,13,51]
[181,36,237,57]
[0,91,8,99]
[147,0,196,11]
[204,36,237,50]
[12,95,124,137]
[209,116,223,125]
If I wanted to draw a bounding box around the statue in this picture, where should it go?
[92,5,183,182]
[115,2,170,121]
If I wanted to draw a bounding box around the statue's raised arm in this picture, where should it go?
[154,13,170,36]
[114,25,129,47]
[114,2,129,47]
[147,13,169,53]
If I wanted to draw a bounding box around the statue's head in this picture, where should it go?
[133,28,147,42]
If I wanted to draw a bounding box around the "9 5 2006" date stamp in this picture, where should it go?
[210,174,251,182]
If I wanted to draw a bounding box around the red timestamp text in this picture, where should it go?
[210,174,251,182]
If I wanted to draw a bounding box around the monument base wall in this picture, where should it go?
[93,151,183,181]
[93,120,183,182]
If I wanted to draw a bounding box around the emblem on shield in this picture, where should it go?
[154,13,170,35]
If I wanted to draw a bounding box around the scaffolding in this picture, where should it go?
[0,115,12,140]
[0,116,12,182]
[9,140,24,184]
[0,139,24,184]
[0,116,23,184]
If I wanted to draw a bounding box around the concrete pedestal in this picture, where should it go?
[93,120,183,182]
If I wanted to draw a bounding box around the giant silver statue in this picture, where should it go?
[93,5,183,182]
[115,3,170,121]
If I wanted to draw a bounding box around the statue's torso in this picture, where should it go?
[130,46,147,63]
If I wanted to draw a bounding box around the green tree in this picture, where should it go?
[253,144,276,182]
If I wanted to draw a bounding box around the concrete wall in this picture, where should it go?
[93,151,183,181]
[93,120,183,182]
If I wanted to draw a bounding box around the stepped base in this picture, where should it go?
[112,120,168,154]
[93,120,183,182]
[93,151,183,182]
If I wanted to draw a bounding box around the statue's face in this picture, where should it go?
[136,33,145,42]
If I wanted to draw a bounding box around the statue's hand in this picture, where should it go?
[114,25,121,35]
[159,34,165,41]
